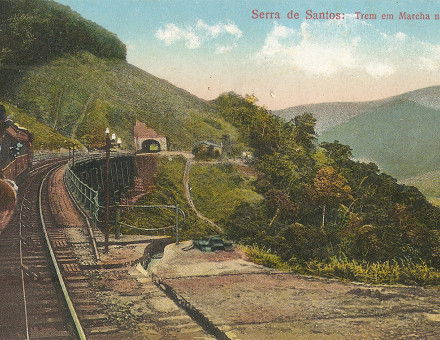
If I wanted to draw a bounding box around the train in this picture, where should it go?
[0,104,33,232]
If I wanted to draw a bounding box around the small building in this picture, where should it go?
[133,120,167,153]
[192,140,222,159]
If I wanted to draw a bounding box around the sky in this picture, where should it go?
[55,0,440,109]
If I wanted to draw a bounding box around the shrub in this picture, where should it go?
[241,245,290,271]
[243,244,440,286]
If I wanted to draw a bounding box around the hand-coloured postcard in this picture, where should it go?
[1,0,439,339]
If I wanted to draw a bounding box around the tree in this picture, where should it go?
[0,0,126,66]
[312,166,353,229]
[265,189,297,227]
[293,113,317,152]
[320,141,352,164]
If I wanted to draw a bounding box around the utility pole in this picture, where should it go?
[103,128,122,253]
[104,129,111,253]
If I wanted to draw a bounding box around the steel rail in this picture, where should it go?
[118,204,186,219]
[17,158,68,339]
[38,166,87,340]
[19,196,31,340]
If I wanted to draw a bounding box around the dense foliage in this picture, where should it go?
[213,92,440,271]
[189,163,263,223]
[0,0,126,66]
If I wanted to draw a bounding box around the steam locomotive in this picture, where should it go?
[0,104,33,232]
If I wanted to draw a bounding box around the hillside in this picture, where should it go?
[0,0,126,66]
[0,0,237,150]
[1,52,237,149]
[275,100,389,132]
[320,99,440,179]
[402,171,440,203]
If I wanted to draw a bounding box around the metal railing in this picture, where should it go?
[64,155,185,246]
[65,166,100,223]
[116,204,185,243]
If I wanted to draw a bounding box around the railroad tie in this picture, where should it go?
[20,236,39,248]
[62,263,80,273]
[21,263,40,281]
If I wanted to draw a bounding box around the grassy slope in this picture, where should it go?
[189,163,263,224]
[121,157,218,240]
[1,101,80,150]
[121,159,262,239]
[320,99,440,180]
[1,52,237,150]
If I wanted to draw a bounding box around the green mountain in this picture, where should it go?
[1,52,237,149]
[275,86,440,199]
[0,0,126,66]
[320,99,440,180]
[0,0,237,150]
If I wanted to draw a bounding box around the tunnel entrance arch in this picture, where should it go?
[142,139,161,153]
[134,121,167,153]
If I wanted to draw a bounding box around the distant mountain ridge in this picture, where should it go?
[274,85,440,132]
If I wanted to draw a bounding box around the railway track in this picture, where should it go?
[0,157,117,339]
[0,159,74,339]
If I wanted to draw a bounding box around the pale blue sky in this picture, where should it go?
[56,0,440,108]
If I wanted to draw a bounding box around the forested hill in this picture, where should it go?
[275,86,440,201]
[213,92,440,285]
[0,0,237,150]
[0,0,126,66]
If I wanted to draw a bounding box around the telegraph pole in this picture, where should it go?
[103,128,122,253]
[104,130,111,253]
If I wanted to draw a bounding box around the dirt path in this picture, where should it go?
[181,157,251,234]
[183,159,223,233]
